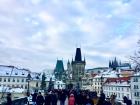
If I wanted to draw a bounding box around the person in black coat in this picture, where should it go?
[76,92,83,105]
[59,91,67,105]
[81,92,87,105]
[32,92,38,105]
[6,93,12,105]
[36,92,44,105]
[85,95,94,105]
[123,96,132,105]
[97,93,111,105]
[44,92,51,105]
[51,91,58,105]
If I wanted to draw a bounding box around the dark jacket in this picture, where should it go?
[51,93,58,105]
[32,93,37,102]
[85,98,94,105]
[59,92,67,102]
[6,95,12,105]
[123,96,132,105]
[44,94,51,105]
[36,95,44,105]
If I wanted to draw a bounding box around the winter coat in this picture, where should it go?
[36,95,44,105]
[44,94,51,105]
[60,92,67,102]
[68,96,75,105]
[123,96,132,105]
[32,93,37,102]
[51,93,58,105]
[92,98,99,105]
[6,95,12,105]
[85,98,94,105]
[76,93,82,105]
[97,99,111,105]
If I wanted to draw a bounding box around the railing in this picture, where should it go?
[1,97,27,105]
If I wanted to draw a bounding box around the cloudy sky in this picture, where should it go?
[0,0,140,72]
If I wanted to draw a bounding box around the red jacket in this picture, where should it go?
[68,96,75,105]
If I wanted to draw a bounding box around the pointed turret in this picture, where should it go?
[114,57,118,69]
[75,48,82,61]
[109,60,111,68]
[84,56,86,63]
[54,60,64,73]
[54,60,64,80]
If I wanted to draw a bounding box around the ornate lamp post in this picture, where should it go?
[27,73,31,93]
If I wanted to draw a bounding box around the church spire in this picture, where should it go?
[75,48,82,61]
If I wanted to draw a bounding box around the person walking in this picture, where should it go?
[68,94,75,105]
[85,95,94,105]
[32,91,38,105]
[44,92,51,105]
[123,96,132,105]
[110,94,121,105]
[59,90,67,105]
[6,93,12,105]
[51,91,58,105]
[97,93,111,105]
[36,92,44,105]
[92,92,99,105]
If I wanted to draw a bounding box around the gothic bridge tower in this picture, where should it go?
[71,48,86,88]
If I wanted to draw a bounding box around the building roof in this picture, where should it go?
[94,70,119,78]
[105,77,130,83]
[54,60,64,73]
[131,72,140,77]
[91,73,98,77]
[75,48,82,61]
[0,65,30,77]
[0,65,40,80]
[0,86,25,93]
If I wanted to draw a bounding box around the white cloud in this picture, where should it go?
[0,0,139,72]
[38,11,55,23]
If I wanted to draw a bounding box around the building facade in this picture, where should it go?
[0,65,55,92]
[81,73,93,90]
[131,73,140,105]
[92,70,119,95]
[103,77,131,103]
[0,65,32,89]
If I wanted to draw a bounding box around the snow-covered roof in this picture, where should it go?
[94,70,119,78]
[54,80,65,85]
[132,72,140,77]
[0,86,25,93]
[104,77,130,86]
[45,73,55,81]
[0,65,56,81]
[0,65,41,81]
[0,65,30,77]
[9,88,25,93]
[0,86,10,92]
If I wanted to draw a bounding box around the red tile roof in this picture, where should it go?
[91,73,98,77]
[105,77,130,83]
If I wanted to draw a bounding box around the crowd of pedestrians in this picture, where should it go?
[23,89,132,105]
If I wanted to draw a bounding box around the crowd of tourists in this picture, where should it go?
[24,89,132,105]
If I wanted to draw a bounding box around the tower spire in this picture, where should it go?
[75,48,82,61]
